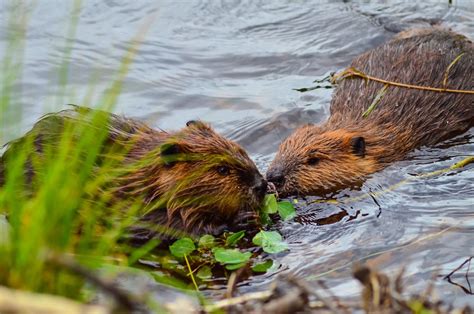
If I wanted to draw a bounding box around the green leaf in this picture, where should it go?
[213,248,251,265]
[252,230,288,254]
[225,262,247,270]
[252,260,273,273]
[263,194,278,214]
[277,201,296,221]
[169,238,196,258]
[198,235,216,249]
[196,266,212,280]
[252,230,277,246]
[225,230,245,246]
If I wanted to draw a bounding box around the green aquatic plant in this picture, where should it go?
[252,230,288,254]
[261,193,296,223]
[163,203,294,289]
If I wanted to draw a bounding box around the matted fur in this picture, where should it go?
[0,106,267,238]
[267,28,474,197]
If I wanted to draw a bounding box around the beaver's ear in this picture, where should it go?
[350,136,365,158]
[160,142,182,165]
[186,120,212,131]
[186,120,198,127]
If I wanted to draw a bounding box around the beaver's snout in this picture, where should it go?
[266,166,285,189]
[252,175,268,199]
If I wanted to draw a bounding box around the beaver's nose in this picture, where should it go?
[266,168,285,187]
[253,176,268,197]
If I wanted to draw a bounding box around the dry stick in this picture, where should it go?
[443,256,473,280]
[226,271,239,299]
[226,265,250,298]
[207,275,346,313]
[334,67,474,94]
[467,258,472,293]
[204,291,273,311]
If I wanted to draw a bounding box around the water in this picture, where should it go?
[1,0,473,307]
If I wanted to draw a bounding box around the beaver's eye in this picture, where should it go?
[216,165,230,176]
[307,157,320,165]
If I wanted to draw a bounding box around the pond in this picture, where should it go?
[1,0,473,308]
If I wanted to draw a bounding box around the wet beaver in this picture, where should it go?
[267,28,474,197]
[0,106,267,237]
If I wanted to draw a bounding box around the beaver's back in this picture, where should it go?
[328,29,474,147]
[0,107,165,187]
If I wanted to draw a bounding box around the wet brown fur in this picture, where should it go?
[267,28,474,196]
[0,106,266,237]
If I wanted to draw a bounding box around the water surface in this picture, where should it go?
[1,0,473,307]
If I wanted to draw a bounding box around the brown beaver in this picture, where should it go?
[0,106,267,237]
[266,28,474,197]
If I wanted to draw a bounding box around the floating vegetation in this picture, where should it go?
[293,73,336,92]
[161,201,294,289]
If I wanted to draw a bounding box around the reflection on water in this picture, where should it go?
[1,0,473,306]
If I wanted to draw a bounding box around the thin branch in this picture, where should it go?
[204,290,273,311]
[334,67,474,94]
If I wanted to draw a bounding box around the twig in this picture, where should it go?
[443,256,473,294]
[204,290,273,311]
[466,258,472,293]
[334,67,474,94]
[225,264,250,298]
[443,256,473,280]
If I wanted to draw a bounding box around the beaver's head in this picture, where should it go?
[266,125,378,197]
[126,121,267,236]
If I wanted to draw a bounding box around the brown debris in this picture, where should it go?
[0,285,109,314]
[206,265,473,314]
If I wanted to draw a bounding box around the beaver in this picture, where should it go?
[0,106,267,237]
[267,28,474,197]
